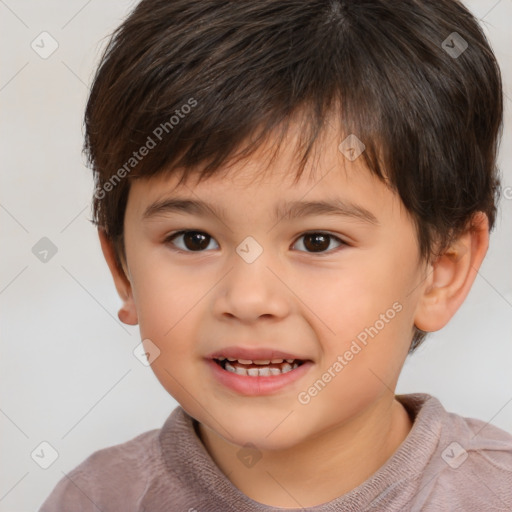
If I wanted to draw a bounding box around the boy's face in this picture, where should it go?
[119,125,429,450]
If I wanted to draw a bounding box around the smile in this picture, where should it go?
[206,357,314,396]
[214,357,303,376]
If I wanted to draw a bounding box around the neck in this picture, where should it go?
[197,394,413,508]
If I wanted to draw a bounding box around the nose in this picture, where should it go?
[211,247,290,323]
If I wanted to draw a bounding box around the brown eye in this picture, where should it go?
[166,231,218,252]
[304,233,330,252]
[165,230,346,254]
[293,232,345,254]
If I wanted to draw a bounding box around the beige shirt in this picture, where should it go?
[39,394,512,511]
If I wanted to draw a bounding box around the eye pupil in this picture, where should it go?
[304,234,329,252]
[184,231,210,251]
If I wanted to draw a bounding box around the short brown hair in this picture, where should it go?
[84,0,503,351]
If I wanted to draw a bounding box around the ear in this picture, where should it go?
[413,211,489,332]
[98,228,138,326]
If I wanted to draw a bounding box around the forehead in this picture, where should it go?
[128,158,398,233]
[125,119,401,225]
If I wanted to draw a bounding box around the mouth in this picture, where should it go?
[206,347,314,395]
[213,357,306,377]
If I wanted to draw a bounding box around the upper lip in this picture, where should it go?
[207,346,313,362]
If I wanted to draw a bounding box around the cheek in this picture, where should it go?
[130,257,203,346]
[133,266,204,401]
[304,261,392,335]
[311,257,414,386]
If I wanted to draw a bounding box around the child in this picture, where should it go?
[40,0,512,510]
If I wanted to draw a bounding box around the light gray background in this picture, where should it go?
[1,1,511,510]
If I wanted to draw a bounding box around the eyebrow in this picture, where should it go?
[142,197,379,225]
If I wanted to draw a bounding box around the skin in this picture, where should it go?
[99,121,489,508]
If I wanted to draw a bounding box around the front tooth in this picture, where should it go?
[235,366,248,376]
[253,359,270,365]
[257,367,271,376]
[225,361,236,373]
[238,359,253,364]
[270,359,284,363]
[281,363,292,373]
[247,368,260,376]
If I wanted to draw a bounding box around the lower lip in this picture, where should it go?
[205,359,314,396]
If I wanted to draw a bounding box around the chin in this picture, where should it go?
[220,418,307,452]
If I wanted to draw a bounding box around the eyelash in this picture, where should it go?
[163,230,348,256]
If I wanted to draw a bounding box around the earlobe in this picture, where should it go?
[413,212,489,333]
[98,228,139,326]
[117,303,138,325]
